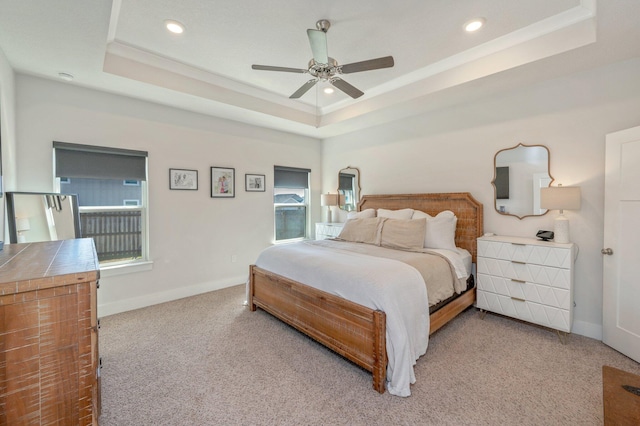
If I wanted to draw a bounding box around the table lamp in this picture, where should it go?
[320,193,338,223]
[16,217,31,243]
[540,185,581,243]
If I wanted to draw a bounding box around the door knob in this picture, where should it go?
[601,248,613,255]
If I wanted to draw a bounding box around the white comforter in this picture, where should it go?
[253,240,432,397]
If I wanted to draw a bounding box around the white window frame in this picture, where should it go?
[54,167,151,274]
[78,204,148,266]
[273,188,310,244]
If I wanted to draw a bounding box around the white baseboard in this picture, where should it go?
[572,319,603,340]
[98,275,246,318]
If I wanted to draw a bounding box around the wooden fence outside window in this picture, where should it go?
[79,208,143,262]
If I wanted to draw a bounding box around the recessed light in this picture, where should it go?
[323,87,335,94]
[58,72,74,81]
[464,18,485,32]
[165,19,185,34]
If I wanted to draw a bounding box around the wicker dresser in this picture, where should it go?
[0,239,100,425]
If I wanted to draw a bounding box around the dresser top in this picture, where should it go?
[478,234,575,249]
[0,239,99,295]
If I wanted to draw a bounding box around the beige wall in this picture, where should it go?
[0,47,17,241]
[14,75,322,316]
[322,57,640,339]
[8,51,640,339]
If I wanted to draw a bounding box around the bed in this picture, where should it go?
[248,192,483,396]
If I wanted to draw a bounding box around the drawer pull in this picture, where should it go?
[511,297,526,302]
[511,261,526,265]
[511,243,526,246]
[511,279,526,284]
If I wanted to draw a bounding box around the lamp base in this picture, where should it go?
[553,214,570,244]
[326,207,332,224]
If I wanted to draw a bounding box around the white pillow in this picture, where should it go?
[412,210,457,250]
[377,208,414,220]
[347,208,376,220]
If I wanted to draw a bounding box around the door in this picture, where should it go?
[603,125,640,362]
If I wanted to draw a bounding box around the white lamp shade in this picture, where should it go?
[540,186,581,211]
[321,193,338,207]
[16,217,31,232]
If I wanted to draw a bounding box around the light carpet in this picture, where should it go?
[98,284,640,425]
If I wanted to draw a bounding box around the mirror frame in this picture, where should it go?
[337,166,361,211]
[6,191,81,244]
[492,143,553,219]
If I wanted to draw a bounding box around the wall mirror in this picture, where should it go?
[338,166,361,211]
[6,192,81,243]
[492,143,553,219]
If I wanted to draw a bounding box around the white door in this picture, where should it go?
[603,125,640,362]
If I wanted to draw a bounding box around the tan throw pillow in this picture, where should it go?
[336,217,386,245]
[377,208,414,219]
[347,208,376,220]
[380,218,427,250]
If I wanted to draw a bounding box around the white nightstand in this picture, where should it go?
[476,235,575,340]
[315,222,344,240]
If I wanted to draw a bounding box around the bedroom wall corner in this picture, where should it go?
[14,74,323,315]
[0,46,17,243]
[321,57,640,339]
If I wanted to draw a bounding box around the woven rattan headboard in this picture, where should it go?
[358,193,484,263]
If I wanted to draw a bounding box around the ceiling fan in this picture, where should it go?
[252,19,394,99]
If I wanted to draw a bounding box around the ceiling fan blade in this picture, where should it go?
[340,56,395,74]
[252,64,308,73]
[330,78,364,99]
[289,79,318,99]
[307,29,329,64]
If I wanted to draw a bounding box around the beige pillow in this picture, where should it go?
[347,208,376,220]
[380,218,427,250]
[412,210,457,250]
[336,217,385,245]
[377,208,414,219]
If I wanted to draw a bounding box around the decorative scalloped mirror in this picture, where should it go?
[338,166,360,211]
[492,143,553,219]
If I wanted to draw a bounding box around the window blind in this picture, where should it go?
[339,173,355,191]
[54,141,148,181]
[274,165,310,189]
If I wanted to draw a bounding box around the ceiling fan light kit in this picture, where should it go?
[252,19,394,100]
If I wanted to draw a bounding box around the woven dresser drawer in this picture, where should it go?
[476,235,575,334]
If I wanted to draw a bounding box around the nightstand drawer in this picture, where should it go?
[477,258,571,289]
[477,289,571,332]
[477,273,570,309]
[315,222,344,240]
[478,239,572,268]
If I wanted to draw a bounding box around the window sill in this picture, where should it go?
[100,260,153,278]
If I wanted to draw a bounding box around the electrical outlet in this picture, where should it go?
[231,255,238,263]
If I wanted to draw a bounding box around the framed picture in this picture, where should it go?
[245,174,265,192]
[211,167,235,198]
[169,168,198,190]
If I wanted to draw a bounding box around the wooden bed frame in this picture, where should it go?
[248,192,483,394]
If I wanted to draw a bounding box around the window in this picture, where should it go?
[274,165,310,242]
[53,141,148,265]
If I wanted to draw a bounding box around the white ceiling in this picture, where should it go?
[1,0,639,138]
